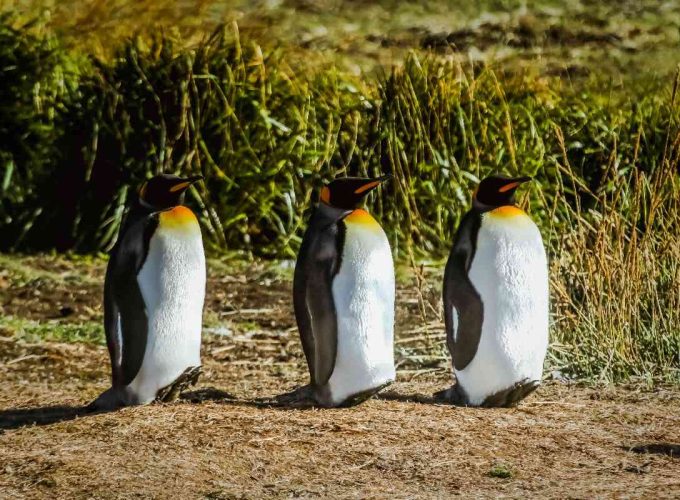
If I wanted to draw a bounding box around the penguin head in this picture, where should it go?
[474,175,531,209]
[139,174,203,210]
[319,175,391,210]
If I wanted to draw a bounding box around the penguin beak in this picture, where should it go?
[169,175,204,193]
[353,174,392,196]
[498,176,532,193]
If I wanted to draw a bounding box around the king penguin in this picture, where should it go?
[289,175,395,407]
[436,175,549,407]
[90,173,206,410]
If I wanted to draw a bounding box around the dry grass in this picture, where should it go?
[0,255,679,498]
[1,337,679,498]
[3,0,680,75]
[547,88,680,382]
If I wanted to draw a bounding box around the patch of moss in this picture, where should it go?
[489,464,513,479]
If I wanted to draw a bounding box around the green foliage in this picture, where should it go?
[0,316,105,344]
[0,21,678,383]
[0,17,75,248]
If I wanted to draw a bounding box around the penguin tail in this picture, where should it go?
[339,380,393,408]
[481,378,541,408]
[155,366,203,403]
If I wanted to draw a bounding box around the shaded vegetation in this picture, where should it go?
[0,16,678,384]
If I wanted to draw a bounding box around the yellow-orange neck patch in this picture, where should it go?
[488,205,526,219]
[159,205,198,229]
[344,208,381,228]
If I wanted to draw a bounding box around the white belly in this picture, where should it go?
[128,222,205,403]
[455,213,549,405]
[328,220,396,404]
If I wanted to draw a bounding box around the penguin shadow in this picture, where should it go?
[181,386,447,409]
[624,443,680,458]
[178,387,277,408]
[180,386,378,410]
[0,387,315,432]
[0,404,104,433]
[375,390,439,405]
[179,387,317,410]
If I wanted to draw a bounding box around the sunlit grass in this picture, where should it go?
[0,316,105,344]
[0,18,677,383]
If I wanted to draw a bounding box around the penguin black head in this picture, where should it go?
[139,174,203,210]
[474,175,532,209]
[320,175,391,210]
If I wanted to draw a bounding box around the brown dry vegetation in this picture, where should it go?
[3,0,680,76]
[0,256,679,498]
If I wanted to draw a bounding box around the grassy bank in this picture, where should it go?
[0,18,678,383]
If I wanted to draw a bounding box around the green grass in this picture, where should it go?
[0,252,103,286]
[489,464,513,479]
[0,10,677,384]
[0,316,105,344]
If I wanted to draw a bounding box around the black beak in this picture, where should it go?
[185,175,204,184]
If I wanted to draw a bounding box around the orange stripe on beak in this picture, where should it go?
[498,181,521,193]
[354,180,381,195]
[169,181,192,193]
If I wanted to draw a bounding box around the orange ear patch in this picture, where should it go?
[498,181,521,193]
[320,186,331,204]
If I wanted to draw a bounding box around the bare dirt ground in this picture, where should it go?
[0,255,679,499]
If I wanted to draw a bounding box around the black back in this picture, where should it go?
[443,210,484,371]
[104,202,158,387]
[293,203,351,387]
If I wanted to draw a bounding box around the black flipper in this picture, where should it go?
[103,207,159,388]
[443,211,484,371]
[293,203,351,388]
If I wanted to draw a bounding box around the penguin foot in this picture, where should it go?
[272,381,393,408]
[433,384,468,406]
[271,385,316,408]
[481,378,541,408]
[156,366,203,403]
[87,387,124,412]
